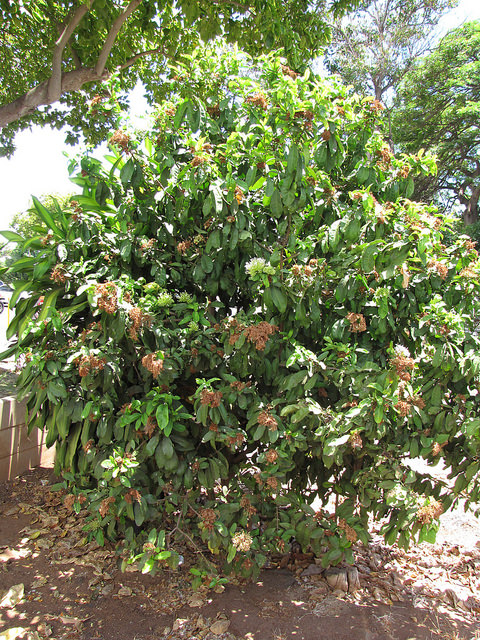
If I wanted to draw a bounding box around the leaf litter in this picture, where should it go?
[0,467,479,640]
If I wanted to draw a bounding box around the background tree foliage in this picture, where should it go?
[324,0,456,104]
[393,21,480,226]
[3,49,480,578]
[0,0,357,157]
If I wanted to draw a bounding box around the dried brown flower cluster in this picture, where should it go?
[139,238,156,255]
[191,155,209,168]
[376,146,393,168]
[395,399,411,417]
[235,186,244,204]
[427,260,448,280]
[90,94,103,108]
[258,410,278,432]
[230,380,247,391]
[200,388,223,407]
[80,321,102,343]
[207,104,220,118]
[41,232,54,246]
[370,99,385,113]
[78,354,106,377]
[322,129,331,141]
[245,92,268,110]
[390,354,415,381]
[227,432,245,448]
[293,109,314,130]
[346,312,366,333]
[141,353,164,378]
[51,264,67,284]
[265,449,278,464]
[244,321,278,350]
[240,494,257,517]
[338,518,357,543]
[177,239,193,254]
[128,307,152,341]
[416,500,444,525]
[349,432,363,450]
[99,496,115,518]
[232,531,253,552]
[432,441,447,456]
[95,282,118,314]
[265,476,279,492]
[200,508,217,531]
[109,130,131,153]
[281,64,297,79]
[398,164,410,179]
[144,416,157,438]
[459,267,478,279]
[124,489,142,504]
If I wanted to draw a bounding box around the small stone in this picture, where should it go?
[188,594,204,608]
[117,586,132,597]
[173,618,189,631]
[346,567,360,592]
[325,568,348,592]
[301,564,323,577]
[210,619,230,635]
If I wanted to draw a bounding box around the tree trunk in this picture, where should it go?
[463,187,480,226]
[0,68,106,128]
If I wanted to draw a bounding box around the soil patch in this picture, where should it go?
[0,467,479,640]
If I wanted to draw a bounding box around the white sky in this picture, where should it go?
[0,0,479,231]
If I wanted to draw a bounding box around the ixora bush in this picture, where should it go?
[3,49,480,579]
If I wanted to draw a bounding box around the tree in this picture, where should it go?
[3,48,480,579]
[393,21,480,225]
[323,0,456,146]
[0,0,356,157]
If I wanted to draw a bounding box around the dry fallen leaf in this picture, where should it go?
[188,594,204,608]
[0,627,26,640]
[0,583,24,608]
[210,619,230,635]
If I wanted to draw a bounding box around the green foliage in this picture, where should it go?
[0,0,357,156]
[5,49,480,579]
[394,21,480,225]
[0,195,69,284]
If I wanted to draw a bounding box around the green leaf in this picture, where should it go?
[270,189,283,217]
[361,242,381,273]
[120,159,135,186]
[0,230,24,242]
[271,286,287,313]
[31,196,59,234]
[156,404,169,430]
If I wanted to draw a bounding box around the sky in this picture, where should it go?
[0,0,479,231]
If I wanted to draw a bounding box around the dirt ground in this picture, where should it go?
[1,466,479,640]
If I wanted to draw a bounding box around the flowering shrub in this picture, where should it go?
[3,49,480,578]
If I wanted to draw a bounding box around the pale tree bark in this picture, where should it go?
[0,0,148,129]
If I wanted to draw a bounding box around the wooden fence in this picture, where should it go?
[0,396,55,482]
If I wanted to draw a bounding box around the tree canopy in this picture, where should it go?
[3,48,480,578]
[0,0,357,156]
[393,21,480,225]
[324,0,456,103]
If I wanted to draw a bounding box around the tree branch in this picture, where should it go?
[95,0,143,77]
[117,46,171,71]
[48,4,90,102]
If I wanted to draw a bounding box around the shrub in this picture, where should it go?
[3,49,480,578]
